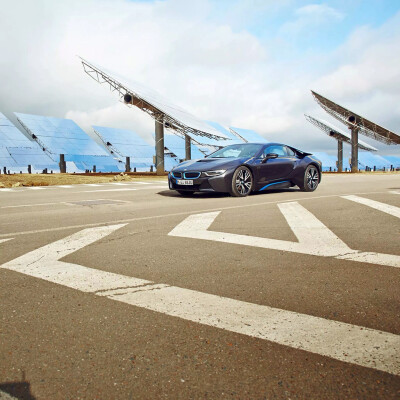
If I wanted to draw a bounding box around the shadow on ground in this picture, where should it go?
[157,188,301,199]
[0,378,36,400]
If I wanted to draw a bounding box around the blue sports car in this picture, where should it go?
[168,143,322,197]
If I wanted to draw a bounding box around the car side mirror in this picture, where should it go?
[262,153,278,163]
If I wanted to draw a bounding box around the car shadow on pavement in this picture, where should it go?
[157,188,301,199]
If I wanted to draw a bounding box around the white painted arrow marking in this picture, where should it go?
[168,201,400,268]
[342,195,400,219]
[1,226,399,375]
[1,224,149,292]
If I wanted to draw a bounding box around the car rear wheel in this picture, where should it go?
[230,166,253,197]
[300,165,319,192]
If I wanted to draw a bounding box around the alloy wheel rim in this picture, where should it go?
[235,169,252,195]
[307,167,319,189]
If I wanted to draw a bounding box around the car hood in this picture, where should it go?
[172,157,247,173]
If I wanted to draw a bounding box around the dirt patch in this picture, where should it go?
[0,172,167,188]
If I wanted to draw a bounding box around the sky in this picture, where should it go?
[0,0,399,156]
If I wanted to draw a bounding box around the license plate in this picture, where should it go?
[177,179,193,185]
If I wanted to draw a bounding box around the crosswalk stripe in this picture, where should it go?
[342,195,400,219]
[82,188,137,192]
[1,225,399,376]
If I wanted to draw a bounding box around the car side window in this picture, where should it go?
[261,145,286,158]
[285,147,296,157]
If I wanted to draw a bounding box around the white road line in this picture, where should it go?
[55,185,74,188]
[109,182,132,186]
[84,184,104,187]
[1,202,70,209]
[0,188,13,192]
[342,195,400,219]
[0,389,18,399]
[0,238,13,244]
[1,226,399,376]
[0,190,392,239]
[82,188,138,193]
[389,191,400,195]
[168,203,400,268]
[132,181,152,185]
[169,203,355,258]
[26,186,46,190]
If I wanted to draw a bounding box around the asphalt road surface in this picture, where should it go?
[0,174,399,399]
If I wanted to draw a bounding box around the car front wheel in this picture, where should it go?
[300,165,319,192]
[230,166,253,197]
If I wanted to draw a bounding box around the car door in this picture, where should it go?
[253,145,297,187]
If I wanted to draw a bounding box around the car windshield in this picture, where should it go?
[208,143,264,159]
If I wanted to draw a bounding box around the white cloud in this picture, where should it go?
[280,3,345,35]
[0,0,398,156]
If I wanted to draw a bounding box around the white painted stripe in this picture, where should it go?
[1,202,70,209]
[342,195,400,219]
[132,181,152,185]
[169,203,355,257]
[84,184,104,187]
[168,204,400,268]
[110,285,400,376]
[0,238,13,244]
[1,226,399,376]
[110,182,131,186]
[0,389,18,399]
[26,186,46,190]
[82,188,137,193]
[337,252,400,267]
[389,191,400,195]
[55,185,74,188]
[0,188,13,192]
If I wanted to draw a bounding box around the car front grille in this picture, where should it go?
[184,172,201,179]
[172,171,182,178]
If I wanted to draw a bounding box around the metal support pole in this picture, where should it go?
[125,157,131,173]
[28,165,32,174]
[93,165,96,173]
[59,154,66,174]
[337,140,343,172]
[155,120,164,175]
[350,127,359,173]
[185,135,191,161]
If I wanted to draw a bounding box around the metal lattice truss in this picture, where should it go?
[304,114,377,152]
[311,91,400,145]
[80,58,230,143]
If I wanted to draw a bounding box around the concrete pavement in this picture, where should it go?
[0,174,399,399]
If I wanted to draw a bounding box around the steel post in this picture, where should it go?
[125,157,131,173]
[337,140,343,172]
[59,154,66,174]
[351,127,359,173]
[155,120,165,175]
[185,135,191,160]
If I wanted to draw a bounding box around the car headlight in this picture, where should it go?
[203,170,226,177]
